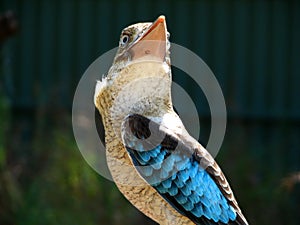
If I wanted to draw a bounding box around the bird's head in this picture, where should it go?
[95,15,172,126]
[112,15,170,70]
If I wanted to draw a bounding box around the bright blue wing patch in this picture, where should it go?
[126,145,237,224]
[123,129,237,224]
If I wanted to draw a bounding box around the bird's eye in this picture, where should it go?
[120,35,129,47]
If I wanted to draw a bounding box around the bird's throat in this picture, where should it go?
[95,61,172,141]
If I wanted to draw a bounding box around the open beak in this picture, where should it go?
[129,15,167,62]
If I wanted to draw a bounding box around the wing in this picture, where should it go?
[121,114,248,225]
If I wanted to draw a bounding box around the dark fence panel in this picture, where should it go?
[1,0,299,118]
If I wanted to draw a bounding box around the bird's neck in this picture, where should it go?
[96,61,172,138]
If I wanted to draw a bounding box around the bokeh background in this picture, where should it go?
[0,0,299,225]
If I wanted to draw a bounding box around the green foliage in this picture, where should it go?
[0,96,7,168]
[1,103,299,225]
[0,101,153,224]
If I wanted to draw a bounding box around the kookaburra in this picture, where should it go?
[94,15,248,225]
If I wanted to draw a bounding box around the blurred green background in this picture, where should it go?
[0,0,299,224]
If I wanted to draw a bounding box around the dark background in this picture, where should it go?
[0,0,299,224]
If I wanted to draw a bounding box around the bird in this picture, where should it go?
[94,15,249,225]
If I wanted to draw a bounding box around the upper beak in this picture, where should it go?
[129,15,167,62]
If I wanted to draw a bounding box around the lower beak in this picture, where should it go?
[129,15,167,62]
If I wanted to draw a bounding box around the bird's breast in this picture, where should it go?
[97,61,171,136]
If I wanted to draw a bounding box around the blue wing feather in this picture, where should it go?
[122,114,245,225]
